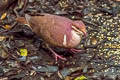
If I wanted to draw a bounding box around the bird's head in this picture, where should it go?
[72,21,87,37]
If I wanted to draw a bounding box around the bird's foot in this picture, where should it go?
[70,48,85,53]
[53,52,67,61]
[48,47,66,61]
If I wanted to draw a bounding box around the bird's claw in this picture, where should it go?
[47,46,66,61]
[54,53,66,61]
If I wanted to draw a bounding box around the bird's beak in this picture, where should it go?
[83,31,87,37]
[72,21,87,37]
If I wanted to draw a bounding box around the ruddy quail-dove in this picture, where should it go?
[16,13,87,61]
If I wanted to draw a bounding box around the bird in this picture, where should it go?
[16,13,87,61]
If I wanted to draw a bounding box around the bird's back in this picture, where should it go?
[25,14,73,48]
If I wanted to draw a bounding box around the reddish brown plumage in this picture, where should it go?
[25,13,86,48]
[16,13,87,61]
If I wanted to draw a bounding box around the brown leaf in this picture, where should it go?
[0,12,7,20]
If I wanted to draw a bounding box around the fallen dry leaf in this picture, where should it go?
[2,25,11,30]
[0,12,7,20]
[0,48,8,58]
[0,36,6,41]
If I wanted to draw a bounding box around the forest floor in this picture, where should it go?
[0,0,120,80]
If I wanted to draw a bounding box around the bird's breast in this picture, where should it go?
[66,30,82,48]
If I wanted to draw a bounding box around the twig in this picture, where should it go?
[82,19,98,27]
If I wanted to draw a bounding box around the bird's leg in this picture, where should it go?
[70,48,85,53]
[46,44,66,61]
[48,47,66,61]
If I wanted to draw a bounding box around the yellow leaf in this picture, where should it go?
[74,75,87,80]
[20,48,28,56]
[1,12,7,20]
[2,25,11,30]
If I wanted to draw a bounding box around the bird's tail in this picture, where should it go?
[16,14,32,29]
